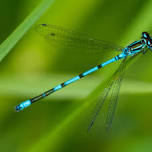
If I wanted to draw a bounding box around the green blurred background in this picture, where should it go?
[1,0,152,152]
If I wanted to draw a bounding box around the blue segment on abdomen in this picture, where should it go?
[119,53,126,58]
[54,84,62,91]
[82,66,98,76]
[18,100,31,111]
[102,58,116,67]
[64,76,80,85]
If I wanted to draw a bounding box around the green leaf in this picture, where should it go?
[0,0,55,62]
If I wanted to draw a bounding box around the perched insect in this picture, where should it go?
[15,24,152,130]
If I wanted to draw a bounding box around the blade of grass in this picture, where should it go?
[0,0,55,62]
[1,74,152,100]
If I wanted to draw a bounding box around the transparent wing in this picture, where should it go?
[105,53,141,131]
[88,57,128,132]
[105,62,125,131]
[35,24,123,53]
[88,53,140,132]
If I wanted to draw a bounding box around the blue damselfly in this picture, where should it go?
[15,24,152,130]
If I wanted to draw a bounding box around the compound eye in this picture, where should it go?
[15,104,23,112]
[148,38,152,47]
[150,42,152,48]
[142,32,149,39]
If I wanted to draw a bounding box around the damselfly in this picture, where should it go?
[15,24,152,129]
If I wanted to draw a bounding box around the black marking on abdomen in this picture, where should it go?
[31,88,54,103]
[79,74,84,78]
[97,64,102,69]
[61,83,66,87]
[115,57,118,61]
